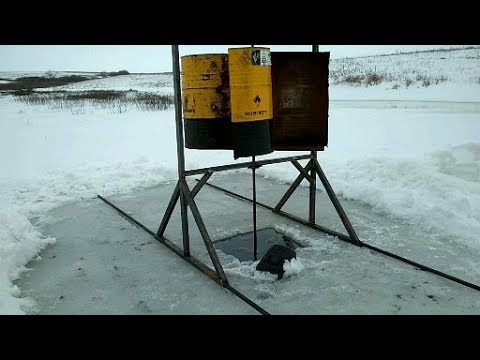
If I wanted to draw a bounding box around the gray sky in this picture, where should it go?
[0,45,466,73]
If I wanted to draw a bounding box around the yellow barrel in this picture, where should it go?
[228,47,273,122]
[181,54,232,149]
[228,47,273,158]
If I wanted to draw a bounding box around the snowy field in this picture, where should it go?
[330,47,480,86]
[0,71,101,80]
[39,73,173,94]
[1,48,480,314]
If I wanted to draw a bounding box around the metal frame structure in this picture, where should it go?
[98,44,480,315]
[155,45,362,284]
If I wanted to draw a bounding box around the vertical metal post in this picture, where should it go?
[252,156,258,261]
[172,45,190,256]
[309,44,319,224]
[309,153,317,224]
[250,44,258,261]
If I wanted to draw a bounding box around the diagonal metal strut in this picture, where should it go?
[180,181,229,285]
[274,160,313,212]
[156,181,180,237]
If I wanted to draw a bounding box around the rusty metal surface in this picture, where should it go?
[181,54,230,119]
[181,54,232,150]
[270,52,330,151]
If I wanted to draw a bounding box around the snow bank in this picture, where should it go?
[328,150,480,245]
[0,209,55,313]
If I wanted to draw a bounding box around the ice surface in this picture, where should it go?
[14,177,480,314]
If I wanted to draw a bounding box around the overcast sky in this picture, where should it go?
[0,45,467,73]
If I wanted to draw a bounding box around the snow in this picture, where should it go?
[330,47,480,85]
[0,71,100,80]
[330,84,480,103]
[1,48,480,314]
[0,210,55,314]
[39,74,173,94]
[283,258,305,277]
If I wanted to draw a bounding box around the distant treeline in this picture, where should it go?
[99,70,130,78]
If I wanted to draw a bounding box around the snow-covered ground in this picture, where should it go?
[0,71,101,81]
[39,73,173,94]
[1,48,480,314]
[330,47,480,86]
[331,84,480,102]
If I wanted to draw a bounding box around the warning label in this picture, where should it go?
[251,49,271,66]
[244,110,267,116]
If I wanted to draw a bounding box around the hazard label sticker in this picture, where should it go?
[251,49,271,66]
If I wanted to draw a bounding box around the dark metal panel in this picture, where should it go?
[270,52,330,151]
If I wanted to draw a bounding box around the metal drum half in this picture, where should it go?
[181,54,232,150]
[228,47,273,159]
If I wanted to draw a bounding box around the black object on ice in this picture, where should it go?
[256,244,296,280]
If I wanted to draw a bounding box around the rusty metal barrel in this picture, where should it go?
[270,51,330,151]
[228,47,273,159]
[181,54,232,149]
